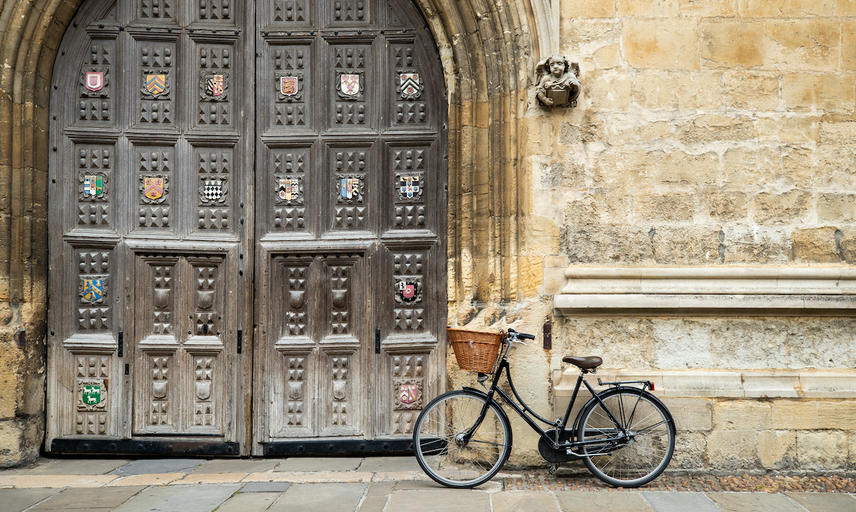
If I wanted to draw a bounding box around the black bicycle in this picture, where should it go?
[413,328,676,488]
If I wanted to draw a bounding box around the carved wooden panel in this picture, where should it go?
[270,147,309,233]
[74,354,111,435]
[135,0,176,23]
[75,144,114,228]
[270,0,312,26]
[195,0,234,23]
[133,143,174,231]
[330,44,371,128]
[195,43,234,129]
[390,42,428,127]
[392,250,426,333]
[271,44,312,130]
[194,147,233,232]
[133,39,176,127]
[77,38,115,124]
[390,144,429,230]
[76,249,112,332]
[390,353,427,434]
[329,145,370,231]
[329,0,371,26]
[134,254,227,436]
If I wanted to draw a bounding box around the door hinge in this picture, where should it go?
[118,331,124,357]
[237,329,243,354]
[375,328,381,354]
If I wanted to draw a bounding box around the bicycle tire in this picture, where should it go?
[413,389,512,488]
[576,386,675,488]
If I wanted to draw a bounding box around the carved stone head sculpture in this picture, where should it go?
[535,55,581,108]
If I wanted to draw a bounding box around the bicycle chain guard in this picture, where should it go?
[537,429,582,463]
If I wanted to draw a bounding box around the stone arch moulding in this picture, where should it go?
[0,0,544,464]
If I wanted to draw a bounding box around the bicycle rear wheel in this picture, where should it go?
[577,387,675,488]
[413,389,512,488]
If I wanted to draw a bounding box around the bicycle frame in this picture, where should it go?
[465,337,647,455]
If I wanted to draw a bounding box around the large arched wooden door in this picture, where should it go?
[46,0,446,456]
[251,0,447,455]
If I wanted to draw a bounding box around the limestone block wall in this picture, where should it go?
[488,0,856,471]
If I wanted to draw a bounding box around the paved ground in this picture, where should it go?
[0,457,854,511]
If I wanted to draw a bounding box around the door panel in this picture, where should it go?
[47,0,253,455]
[254,0,447,455]
[48,0,444,456]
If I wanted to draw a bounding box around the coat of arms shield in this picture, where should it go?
[84,71,104,92]
[280,76,299,96]
[399,72,422,100]
[81,384,102,406]
[144,177,165,200]
[338,73,362,98]
[277,178,300,201]
[338,177,361,200]
[81,278,105,304]
[144,73,167,96]
[83,175,104,198]
[204,74,225,97]
[399,175,421,199]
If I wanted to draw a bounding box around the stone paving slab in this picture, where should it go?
[244,470,373,483]
[27,486,146,511]
[106,473,184,487]
[359,481,394,511]
[191,458,280,474]
[240,481,292,493]
[110,458,203,476]
[274,456,363,472]
[0,474,118,488]
[357,456,422,472]
[786,492,856,512]
[642,491,722,512]
[268,483,367,511]
[0,488,61,512]
[112,483,240,512]
[555,490,656,512]
[174,472,250,484]
[3,458,130,475]
[386,488,492,512]
[492,490,560,512]
[215,491,280,512]
[708,491,807,512]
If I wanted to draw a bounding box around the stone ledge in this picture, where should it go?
[553,266,856,314]
[554,369,856,399]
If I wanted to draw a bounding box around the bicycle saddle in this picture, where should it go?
[563,356,602,369]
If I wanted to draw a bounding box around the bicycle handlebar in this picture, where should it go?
[506,328,536,341]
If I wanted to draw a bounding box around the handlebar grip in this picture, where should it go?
[517,332,536,340]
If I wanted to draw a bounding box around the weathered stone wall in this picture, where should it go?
[499,0,856,471]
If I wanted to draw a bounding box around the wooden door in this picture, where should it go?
[46,0,254,455]
[253,0,447,454]
[46,0,446,457]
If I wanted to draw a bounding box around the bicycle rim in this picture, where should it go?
[578,389,675,487]
[413,390,511,488]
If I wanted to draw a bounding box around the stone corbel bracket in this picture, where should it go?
[553,266,856,315]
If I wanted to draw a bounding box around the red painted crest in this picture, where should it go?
[85,71,104,92]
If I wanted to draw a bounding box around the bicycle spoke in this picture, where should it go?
[578,389,674,488]
[414,390,511,488]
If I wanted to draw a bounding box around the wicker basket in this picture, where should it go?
[447,327,503,373]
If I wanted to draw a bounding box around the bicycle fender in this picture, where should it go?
[573,386,675,433]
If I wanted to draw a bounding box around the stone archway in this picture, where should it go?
[0,0,547,465]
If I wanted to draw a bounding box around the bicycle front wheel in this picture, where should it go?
[413,389,512,488]
[577,387,675,488]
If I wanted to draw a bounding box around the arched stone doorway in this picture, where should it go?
[0,0,542,463]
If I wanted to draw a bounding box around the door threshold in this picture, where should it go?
[49,438,240,456]
[262,438,414,457]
